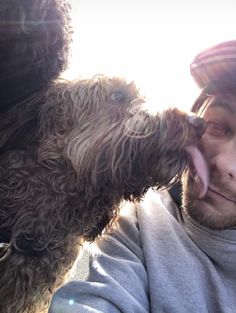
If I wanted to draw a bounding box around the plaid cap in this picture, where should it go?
[191,40,236,112]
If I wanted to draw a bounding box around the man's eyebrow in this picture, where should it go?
[209,99,235,114]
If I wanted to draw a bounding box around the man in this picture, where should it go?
[49,40,236,313]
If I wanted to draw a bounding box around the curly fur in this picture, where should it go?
[0,1,204,312]
[0,0,72,112]
[0,74,202,313]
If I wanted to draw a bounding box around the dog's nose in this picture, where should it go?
[187,115,207,138]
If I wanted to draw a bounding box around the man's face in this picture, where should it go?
[182,92,236,230]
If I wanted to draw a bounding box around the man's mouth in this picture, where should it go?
[207,186,236,203]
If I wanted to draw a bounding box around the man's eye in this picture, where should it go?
[206,121,229,136]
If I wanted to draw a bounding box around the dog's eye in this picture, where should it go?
[110,90,125,103]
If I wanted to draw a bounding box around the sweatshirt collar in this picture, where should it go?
[181,210,236,275]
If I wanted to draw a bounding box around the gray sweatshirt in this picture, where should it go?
[49,189,236,313]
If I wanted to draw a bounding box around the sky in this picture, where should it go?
[63,0,236,112]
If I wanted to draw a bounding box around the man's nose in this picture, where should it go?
[212,144,236,180]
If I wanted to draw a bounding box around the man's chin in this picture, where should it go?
[182,175,236,230]
[182,187,236,230]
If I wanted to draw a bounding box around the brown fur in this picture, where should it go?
[0,75,201,313]
[0,0,72,112]
[0,0,203,312]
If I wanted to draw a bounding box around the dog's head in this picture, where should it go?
[39,76,151,197]
[36,76,196,239]
[0,0,72,112]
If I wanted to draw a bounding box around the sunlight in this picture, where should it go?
[63,0,236,113]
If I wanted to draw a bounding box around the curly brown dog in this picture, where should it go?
[0,74,206,313]
[0,1,207,313]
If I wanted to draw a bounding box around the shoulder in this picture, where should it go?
[101,189,181,249]
[137,188,181,222]
[118,188,179,221]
